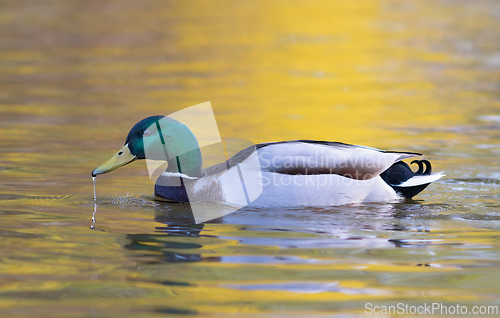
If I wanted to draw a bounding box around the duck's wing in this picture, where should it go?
[255,140,420,180]
[201,142,258,176]
[203,140,421,180]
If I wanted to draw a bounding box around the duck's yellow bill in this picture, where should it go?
[91,144,137,177]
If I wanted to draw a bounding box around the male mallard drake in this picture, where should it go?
[92,115,444,207]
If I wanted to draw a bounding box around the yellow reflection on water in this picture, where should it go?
[1,0,500,316]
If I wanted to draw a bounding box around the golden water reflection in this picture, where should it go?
[1,0,500,316]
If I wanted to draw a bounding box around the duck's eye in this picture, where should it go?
[118,151,123,156]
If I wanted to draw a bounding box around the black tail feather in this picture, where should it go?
[380,160,433,199]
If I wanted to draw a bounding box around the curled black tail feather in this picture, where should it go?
[411,159,431,175]
[380,160,433,199]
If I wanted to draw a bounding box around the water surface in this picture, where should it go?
[1,0,500,316]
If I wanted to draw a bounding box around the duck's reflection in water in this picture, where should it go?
[125,203,221,263]
[125,230,207,263]
[123,200,452,267]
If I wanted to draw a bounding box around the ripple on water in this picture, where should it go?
[0,193,75,201]
[446,178,500,185]
[222,282,389,295]
[0,229,45,239]
[0,210,33,216]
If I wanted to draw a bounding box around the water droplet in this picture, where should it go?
[90,202,97,229]
[92,176,97,200]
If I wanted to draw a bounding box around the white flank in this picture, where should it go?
[160,171,200,180]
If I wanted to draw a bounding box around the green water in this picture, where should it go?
[1,0,500,317]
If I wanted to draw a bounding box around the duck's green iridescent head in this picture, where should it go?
[92,116,203,177]
[123,115,165,159]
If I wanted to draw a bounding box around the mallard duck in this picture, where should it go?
[92,115,444,208]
